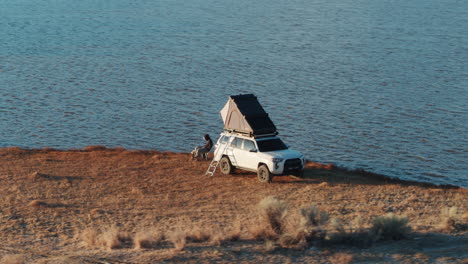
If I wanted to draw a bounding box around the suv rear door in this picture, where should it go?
[231,137,258,170]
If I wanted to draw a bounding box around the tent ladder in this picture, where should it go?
[205,142,229,177]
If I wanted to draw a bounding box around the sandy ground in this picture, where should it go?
[0,147,466,263]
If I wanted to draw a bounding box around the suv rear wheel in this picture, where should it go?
[219,156,233,175]
[257,165,272,183]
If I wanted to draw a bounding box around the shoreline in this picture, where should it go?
[2,146,463,190]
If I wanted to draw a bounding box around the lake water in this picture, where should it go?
[1,0,467,187]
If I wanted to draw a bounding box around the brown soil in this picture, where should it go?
[0,147,466,263]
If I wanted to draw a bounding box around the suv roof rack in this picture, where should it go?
[223,129,278,139]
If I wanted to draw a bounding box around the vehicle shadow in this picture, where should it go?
[271,162,460,189]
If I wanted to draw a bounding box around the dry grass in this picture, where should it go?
[328,252,354,264]
[170,229,187,251]
[0,148,466,263]
[0,255,26,264]
[256,196,289,238]
[263,240,277,253]
[80,228,100,247]
[186,227,212,243]
[29,171,45,181]
[278,204,329,248]
[134,230,165,249]
[328,217,375,247]
[101,228,125,250]
[439,207,467,232]
[371,213,410,240]
[80,227,131,250]
[252,197,330,249]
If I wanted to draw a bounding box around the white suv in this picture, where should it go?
[213,131,305,183]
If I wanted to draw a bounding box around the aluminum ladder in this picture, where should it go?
[205,142,229,177]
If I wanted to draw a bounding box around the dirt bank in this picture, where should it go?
[0,147,466,263]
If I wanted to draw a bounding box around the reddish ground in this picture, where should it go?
[0,147,466,263]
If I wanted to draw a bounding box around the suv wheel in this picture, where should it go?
[257,165,272,183]
[220,156,233,175]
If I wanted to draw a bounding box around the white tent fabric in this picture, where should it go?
[220,97,253,134]
[220,99,230,124]
[219,94,277,136]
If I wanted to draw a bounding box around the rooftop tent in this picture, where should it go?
[220,94,277,137]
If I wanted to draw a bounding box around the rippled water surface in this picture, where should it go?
[1,0,467,187]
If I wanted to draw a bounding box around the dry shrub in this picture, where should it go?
[264,240,276,253]
[257,196,289,238]
[371,213,410,240]
[186,227,212,243]
[0,254,26,264]
[300,204,329,227]
[224,220,242,242]
[170,229,187,251]
[212,221,242,245]
[134,230,165,249]
[81,227,131,250]
[81,228,100,247]
[279,204,329,248]
[28,200,47,207]
[101,227,131,249]
[328,218,375,247]
[253,197,330,249]
[440,207,467,232]
[250,223,277,241]
[328,252,354,264]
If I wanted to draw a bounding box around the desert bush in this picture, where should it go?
[101,228,124,249]
[440,207,467,232]
[264,240,277,253]
[258,196,289,236]
[299,204,329,237]
[328,252,354,264]
[81,228,100,247]
[279,204,329,248]
[328,218,375,247]
[81,227,131,250]
[253,197,330,249]
[250,223,278,241]
[186,227,212,243]
[224,220,242,242]
[134,230,165,249]
[371,213,410,240]
[211,221,242,246]
[170,229,187,251]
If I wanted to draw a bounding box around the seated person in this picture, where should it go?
[191,134,213,160]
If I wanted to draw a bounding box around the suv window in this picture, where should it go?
[256,138,288,152]
[243,140,255,151]
[231,137,243,149]
[221,135,230,144]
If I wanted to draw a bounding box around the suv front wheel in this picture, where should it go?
[219,156,233,175]
[257,165,272,183]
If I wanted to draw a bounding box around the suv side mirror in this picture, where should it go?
[249,148,258,153]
